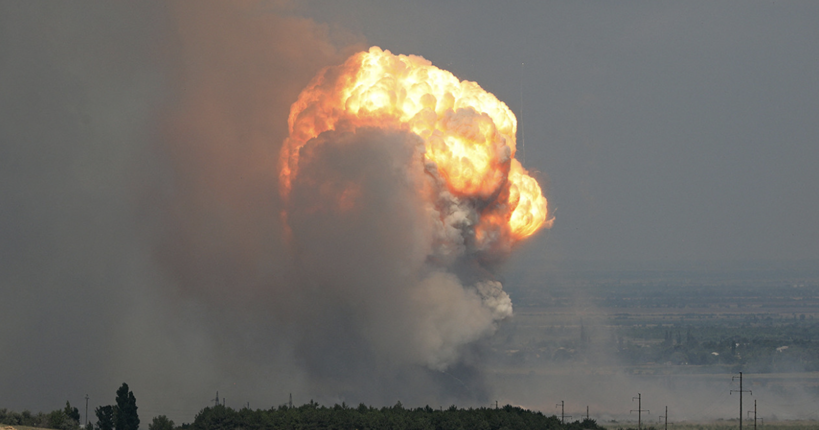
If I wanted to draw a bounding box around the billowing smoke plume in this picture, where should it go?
[0,1,549,416]
[278,47,552,374]
[156,5,552,406]
[287,128,512,371]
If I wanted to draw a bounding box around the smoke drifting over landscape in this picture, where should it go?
[156,0,519,408]
[2,1,544,419]
[4,1,819,426]
[160,2,551,406]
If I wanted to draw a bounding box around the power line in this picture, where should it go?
[631,393,649,430]
[555,401,571,424]
[747,399,762,430]
[658,405,667,430]
[731,372,753,430]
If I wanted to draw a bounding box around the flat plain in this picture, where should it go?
[488,261,819,424]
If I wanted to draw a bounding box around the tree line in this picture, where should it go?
[1,383,138,430]
[0,401,80,430]
[182,402,604,430]
[3,383,609,430]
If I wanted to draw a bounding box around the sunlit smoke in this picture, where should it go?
[281,47,552,249]
[279,47,552,372]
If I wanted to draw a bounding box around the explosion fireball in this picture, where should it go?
[280,47,552,246]
[277,47,553,372]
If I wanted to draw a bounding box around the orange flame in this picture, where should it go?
[280,47,551,243]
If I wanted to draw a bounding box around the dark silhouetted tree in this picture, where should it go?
[148,415,174,430]
[115,383,139,430]
[64,401,81,424]
[95,406,115,430]
[47,410,75,430]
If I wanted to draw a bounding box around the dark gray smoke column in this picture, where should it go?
[159,4,537,405]
[0,1,538,417]
[286,127,512,371]
[269,45,556,402]
[0,0,358,418]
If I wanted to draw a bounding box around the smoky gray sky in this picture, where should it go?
[1,0,818,425]
[299,0,819,264]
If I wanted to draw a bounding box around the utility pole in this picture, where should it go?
[495,400,498,409]
[658,406,667,430]
[731,372,752,430]
[664,405,668,430]
[586,405,589,421]
[747,399,760,430]
[85,394,89,427]
[213,391,220,407]
[631,393,649,430]
[555,401,571,423]
[557,401,564,423]
[289,393,292,408]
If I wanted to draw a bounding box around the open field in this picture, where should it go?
[600,420,819,430]
[485,264,819,422]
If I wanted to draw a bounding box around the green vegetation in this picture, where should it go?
[3,402,603,430]
[184,402,603,430]
[148,415,174,430]
[90,383,139,430]
[114,384,139,430]
[95,405,114,430]
[0,402,81,430]
[0,383,140,430]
